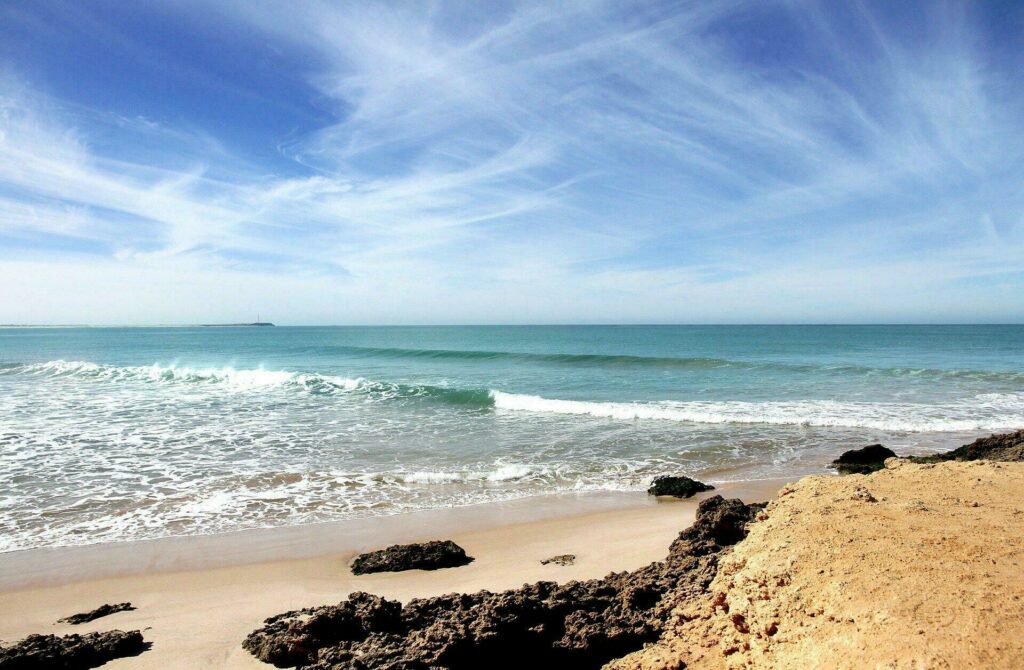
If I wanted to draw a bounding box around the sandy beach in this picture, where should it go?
[4,437,1024,669]
[0,480,783,668]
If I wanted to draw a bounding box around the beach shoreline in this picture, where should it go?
[4,434,1024,669]
[0,479,787,592]
[0,479,784,668]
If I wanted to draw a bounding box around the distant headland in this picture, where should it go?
[201,315,274,327]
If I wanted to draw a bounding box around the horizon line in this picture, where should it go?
[3,322,1024,329]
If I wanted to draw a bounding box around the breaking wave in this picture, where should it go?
[2,360,493,406]
[490,391,1024,433]
[399,464,537,484]
[5,360,1022,432]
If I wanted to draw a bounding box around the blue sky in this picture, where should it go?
[1,0,1022,324]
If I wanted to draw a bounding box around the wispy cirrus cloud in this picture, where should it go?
[0,0,1022,323]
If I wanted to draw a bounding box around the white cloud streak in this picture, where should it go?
[0,0,1022,323]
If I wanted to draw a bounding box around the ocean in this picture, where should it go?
[1,324,1022,552]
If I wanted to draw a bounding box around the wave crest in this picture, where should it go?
[398,464,536,485]
[489,391,1024,432]
[3,360,491,405]
[6,360,1022,432]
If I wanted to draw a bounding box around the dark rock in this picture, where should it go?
[672,495,763,549]
[0,630,147,669]
[244,496,765,670]
[351,540,473,575]
[831,444,897,474]
[540,554,575,566]
[647,476,714,498]
[912,430,1024,463]
[242,594,403,668]
[58,602,136,625]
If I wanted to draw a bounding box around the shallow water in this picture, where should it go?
[1,324,1022,551]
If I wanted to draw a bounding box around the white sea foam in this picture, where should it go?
[401,471,467,484]
[18,361,1021,433]
[489,391,1024,432]
[11,360,365,393]
[485,464,534,481]
[400,464,536,485]
[179,490,237,515]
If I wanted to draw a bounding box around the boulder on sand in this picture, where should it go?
[350,540,473,575]
[58,602,135,625]
[831,444,897,474]
[647,475,714,498]
[0,630,147,669]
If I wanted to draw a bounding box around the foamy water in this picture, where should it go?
[490,390,1024,432]
[1,325,1022,551]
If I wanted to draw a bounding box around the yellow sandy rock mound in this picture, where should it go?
[610,459,1024,670]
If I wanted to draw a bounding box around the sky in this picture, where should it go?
[0,0,1022,325]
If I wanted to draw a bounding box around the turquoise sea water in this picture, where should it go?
[1,325,1022,551]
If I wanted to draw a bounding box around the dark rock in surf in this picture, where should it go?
[647,475,714,498]
[0,630,147,669]
[350,540,473,575]
[244,496,765,670]
[540,554,576,566]
[831,444,897,474]
[58,602,136,625]
[911,429,1024,463]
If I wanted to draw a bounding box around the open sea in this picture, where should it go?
[1,324,1022,552]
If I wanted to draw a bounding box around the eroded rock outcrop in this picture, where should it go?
[913,429,1024,463]
[647,476,714,498]
[611,458,1024,670]
[58,602,136,625]
[245,496,764,670]
[0,630,147,669]
[350,540,473,575]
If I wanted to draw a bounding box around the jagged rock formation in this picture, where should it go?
[58,602,135,625]
[912,429,1024,463]
[830,444,896,474]
[647,476,714,498]
[0,630,147,669]
[350,540,474,575]
[245,496,764,669]
[610,458,1024,670]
